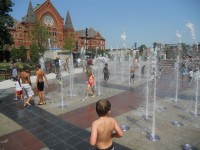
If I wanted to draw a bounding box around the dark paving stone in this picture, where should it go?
[42,122,56,129]
[55,131,73,140]
[76,130,91,141]
[26,112,50,124]
[50,142,72,150]
[57,120,75,129]
[115,143,132,150]
[67,126,85,135]
[21,121,39,130]
[35,130,54,141]
[48,116,63,123]
[73,140,93,150]
[42,135,61,147]
[47,126,64,135]
[29,127,46,135]
[64,135,83,147]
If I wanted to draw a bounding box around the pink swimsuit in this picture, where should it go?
[88,75,94,86]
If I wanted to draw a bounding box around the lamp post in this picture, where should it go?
[134,42,137,50]
[153,42,156,51]
[85,28,88,50]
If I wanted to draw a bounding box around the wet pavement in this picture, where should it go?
[0,68,200,150]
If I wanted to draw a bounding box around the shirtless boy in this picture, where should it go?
[90,99,123,150]
[18,66,34,107]
[36,64,48,105]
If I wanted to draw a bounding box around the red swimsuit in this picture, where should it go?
[88,75,94,86]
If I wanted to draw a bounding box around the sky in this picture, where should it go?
[10,0,200,49]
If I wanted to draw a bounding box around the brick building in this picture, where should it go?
[10,0,105,60]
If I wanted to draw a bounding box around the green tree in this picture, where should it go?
[29,21,48,54]
[137,44,147,60]
[63,33,75,52]
[11,47,18,60]
[19,45,27,62]
[180,43,188,57]
[11,46,27,62]
[30,44,39,64]
[138,44,147,56]
[0,0,14,49]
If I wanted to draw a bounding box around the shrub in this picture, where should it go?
[0,63,10,69]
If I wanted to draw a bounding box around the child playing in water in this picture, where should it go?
[86,70,95,98]
[14,79,23,101]
[103,63,110,83]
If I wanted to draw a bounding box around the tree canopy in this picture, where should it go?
[29,21,48,54]
[30,43,39,63]
[63,33,75,51]
[0,0,14,49]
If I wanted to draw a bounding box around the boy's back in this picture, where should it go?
[90,99,123,150]
[92,117,115,149]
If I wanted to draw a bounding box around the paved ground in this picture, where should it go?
[0,64,200,150]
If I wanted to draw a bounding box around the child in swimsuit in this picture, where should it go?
[14,79,23,101]
[86,71,95,98]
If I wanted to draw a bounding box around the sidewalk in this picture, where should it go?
[0,68,83,90]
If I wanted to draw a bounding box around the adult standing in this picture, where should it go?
[58,58,62,68]
[54,57,60,73]
[188,68,194,86]
[18,66,34,107]
[36,64,48,105]
[82,59,86,73]
[12,64,18,81]
[55,57,61,80]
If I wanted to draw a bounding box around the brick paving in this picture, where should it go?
[0,68,200,150]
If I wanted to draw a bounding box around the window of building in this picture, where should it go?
[17,27,23,31]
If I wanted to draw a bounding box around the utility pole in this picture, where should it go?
[134,42,137,50]
[85,28,88,50]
